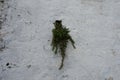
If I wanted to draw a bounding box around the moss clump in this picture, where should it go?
[51,20,75,70]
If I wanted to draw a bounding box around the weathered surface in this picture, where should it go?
[0,0,120,80]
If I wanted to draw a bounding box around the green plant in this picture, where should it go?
[51,20,75,70]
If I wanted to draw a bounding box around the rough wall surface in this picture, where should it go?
[0,0,120,80]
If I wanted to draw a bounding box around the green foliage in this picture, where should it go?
[51,20,76,70]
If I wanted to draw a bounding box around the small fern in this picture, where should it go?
[51,20,75,70]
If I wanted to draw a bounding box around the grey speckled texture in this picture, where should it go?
[0,0,120,80]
